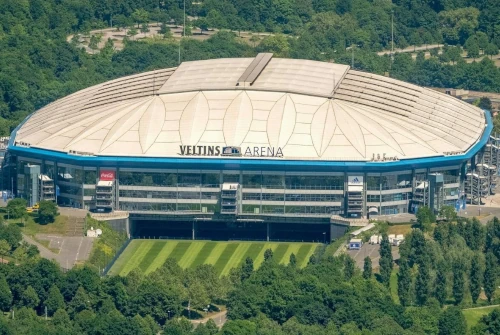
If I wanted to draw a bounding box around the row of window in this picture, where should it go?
[118,190,219,200]
[241,204,342,215]
[119,202,218,212]
[242,193,343,202]
[367,193,412,203]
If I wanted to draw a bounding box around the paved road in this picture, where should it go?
[347,243,400,269]
[191,311,227,328]
[23,233,94,269]
[377,44,441,55]
[58,207,89,218]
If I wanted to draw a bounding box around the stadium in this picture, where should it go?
[5,53,498,241]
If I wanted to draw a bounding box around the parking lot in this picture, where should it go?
[23,233,94,270]
[347,242,400,269]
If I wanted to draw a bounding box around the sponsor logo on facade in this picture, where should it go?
[179,145,283,158]
[348,176,364,185]
[100,170,115,181]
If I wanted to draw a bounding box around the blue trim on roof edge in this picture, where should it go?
[8,110,492,173]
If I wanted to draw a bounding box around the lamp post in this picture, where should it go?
[323,232,326,244]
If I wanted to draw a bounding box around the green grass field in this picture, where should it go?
[109,239,319,277]
[463,305,500,329]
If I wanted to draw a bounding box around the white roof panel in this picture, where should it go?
[14,56,486,162]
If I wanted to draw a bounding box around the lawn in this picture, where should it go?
[108,239,320,277]
[10,214,69,237]
[387,224,413,236]
[463,305,500,329]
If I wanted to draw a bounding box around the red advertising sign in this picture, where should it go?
[99,170,115,181]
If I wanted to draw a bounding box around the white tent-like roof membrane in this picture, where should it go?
[14,54,486,161]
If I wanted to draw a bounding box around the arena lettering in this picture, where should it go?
[179,145,283,157]
[244,146,283,158]
[179,145,221,156]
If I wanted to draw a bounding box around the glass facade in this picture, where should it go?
[10,160,477,217]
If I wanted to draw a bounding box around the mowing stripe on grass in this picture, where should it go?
[190,242,217,268]
[220,243,252,276]
[280,243,302,265]
[144,240,179,274]
[108,240,141,276]
[168,241,192,266]
[214,244,239,275]
[178,241,206,269]
[119,240,155,276]
[253,243,280,269]
[242,243,265,264]
[204,243,228,265]
[139,241,166,272]
[273,244,290,264]
[295,244,313,269]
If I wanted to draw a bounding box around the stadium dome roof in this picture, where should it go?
[14,53,486,162]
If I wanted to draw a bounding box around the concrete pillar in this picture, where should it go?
[266,222,269,242]
[192,221,195,240]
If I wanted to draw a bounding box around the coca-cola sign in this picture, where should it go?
[100,170,115,181]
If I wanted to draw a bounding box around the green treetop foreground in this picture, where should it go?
[0,215,497,333]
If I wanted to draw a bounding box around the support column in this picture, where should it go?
[266,222,269,242]
[192,221,195,240]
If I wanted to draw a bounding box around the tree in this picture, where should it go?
[484,252,497,303]
[258,34,290,57]
[439,205,456,222]
[12,246,27,263]
[438,306,466,335]
[452,262,465,305]
[435,265,447,306]
[264,249,273,262]
[0,275,11,312]
[469,254,483,304]
[0,240,10,262]
[45,285,65,316]
[133,281,183,324]
[184,25,192,36]
[416,206,435,231]
[52,309,71,327]
[362,256,372,279]
[140,23,150,33]
[471,309,500,335]
[6,198,27,219]
[132,9,149,28]
[241,257,254,281]
[88,35,100,54]
[289,253,297,268]
[479,97,493,110]
[160,22,170,35]
[379,234,393,286]
[484,43,499,59]
[415,260,431,306]
[37,200,58,224]
[464,218,485,251]
[422,31,434,49]
[188,280,210,313]
[20,285,40,309]
[197,18,209,34]
[397,258,412,306]
[68,286,91,317]
[127,27,138,40]
[409,31,423,51]
[343,255,355,280]
[467,42,480,58]
[249,35,260,47]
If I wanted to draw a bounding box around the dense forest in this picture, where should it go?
[0,212,499,334]
[1,0,500,137]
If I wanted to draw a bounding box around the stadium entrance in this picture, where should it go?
[130,216,340,243]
